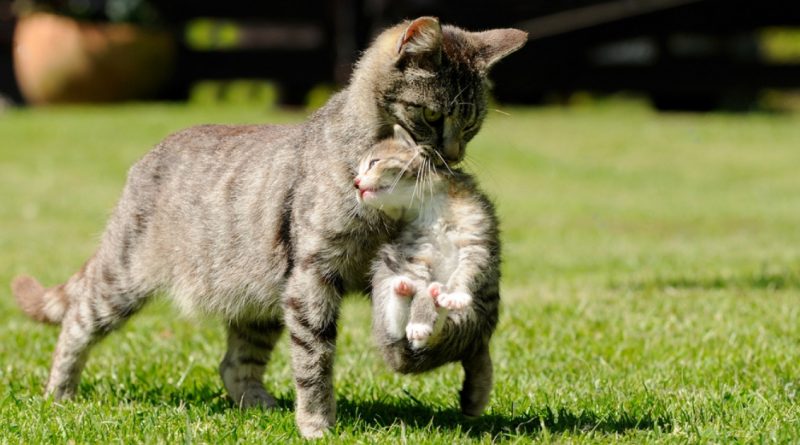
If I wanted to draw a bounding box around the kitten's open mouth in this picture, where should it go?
[357,186,387,201]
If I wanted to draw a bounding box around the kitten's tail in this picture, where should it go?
[11,275,68,324]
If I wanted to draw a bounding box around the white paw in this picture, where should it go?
[437,291,472,310]
[391,276,416,298]
[406,322,433,348]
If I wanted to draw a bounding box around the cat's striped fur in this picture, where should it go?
[11,17,526,437]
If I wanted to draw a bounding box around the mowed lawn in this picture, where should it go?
[1,101,799,443]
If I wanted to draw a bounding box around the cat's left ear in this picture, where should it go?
[396,16,443,69]
[471,28,529,73]
[393,125,416,149]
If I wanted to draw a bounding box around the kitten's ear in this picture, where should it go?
[393,125,416,149]
[472,28,528,73]
[396,16,442,69]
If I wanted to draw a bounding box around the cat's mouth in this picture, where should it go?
[426,149,461,168]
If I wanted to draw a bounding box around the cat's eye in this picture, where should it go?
[368,159,380,169]
[423,108,442,124]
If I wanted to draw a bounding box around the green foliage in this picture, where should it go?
[1,102,799,443]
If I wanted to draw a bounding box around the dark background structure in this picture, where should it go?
[2,0,800,109]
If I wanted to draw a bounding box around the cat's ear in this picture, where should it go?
[471,28,528,73]
[392,125,416,149]
[396,16,443,69]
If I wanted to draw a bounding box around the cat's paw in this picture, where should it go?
[437,291,472,310]
[392,276,416,297]
[406,322,433,348]
[230,383,278,409]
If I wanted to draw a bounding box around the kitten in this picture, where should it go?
[11,17,526,437]
[356,125,501,416]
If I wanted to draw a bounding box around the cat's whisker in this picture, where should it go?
[490,108,511,116]
[432,149,456,177]
[450,84,469,109]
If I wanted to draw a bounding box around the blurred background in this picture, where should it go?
[2,0,800,110]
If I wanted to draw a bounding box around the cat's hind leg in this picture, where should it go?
[219,319,283,408]
[13,258,150,399]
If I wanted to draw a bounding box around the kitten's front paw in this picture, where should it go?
[392,276,416,297]
[406,322,433,348]
[437,291,472,310]
[427,282,443,300]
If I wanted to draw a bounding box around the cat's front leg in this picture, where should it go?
[284,268,341,438]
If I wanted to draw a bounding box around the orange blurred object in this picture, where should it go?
[13,12,175,104]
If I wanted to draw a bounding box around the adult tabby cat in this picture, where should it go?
[11,17,526,437]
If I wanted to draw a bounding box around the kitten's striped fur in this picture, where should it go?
[12,17,526,437]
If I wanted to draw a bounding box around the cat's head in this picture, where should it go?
[355,125,440,218]
[355,17,527,166]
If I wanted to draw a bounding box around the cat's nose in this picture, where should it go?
[443,138,463,163]
[353,177,361,189]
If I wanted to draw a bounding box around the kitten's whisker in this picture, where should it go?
[426,159,434,203]
[410,156,424,207]
[388,152,420,194]
[490,108,511,116]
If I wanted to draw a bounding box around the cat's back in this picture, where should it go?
[122,122,303,220]
[137,123,301,172]
[104,122,306,317]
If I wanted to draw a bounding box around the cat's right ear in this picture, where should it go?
[393,125,416,148]
[396,16,442,70]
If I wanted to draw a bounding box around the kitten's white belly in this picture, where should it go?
[428,226,460,285]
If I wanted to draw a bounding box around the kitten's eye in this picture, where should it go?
[368,159,380,169]
[423,108,442,124]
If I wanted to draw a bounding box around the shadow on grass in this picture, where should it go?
[84,385,670,437]
[334,397,671,438]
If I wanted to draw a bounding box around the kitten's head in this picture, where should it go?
[355,17,527,166]
[355,125,439,218]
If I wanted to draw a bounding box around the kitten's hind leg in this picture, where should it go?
[383,276,415,340]
[391,275,416,297]
[405,288,438,348]
[220,319,283,409]
[460,343,493,417]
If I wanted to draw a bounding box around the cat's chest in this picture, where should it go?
[322,219,396,290]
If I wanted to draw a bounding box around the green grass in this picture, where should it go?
[1,100,799,443]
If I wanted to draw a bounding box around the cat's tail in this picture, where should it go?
[11,275,68,324]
